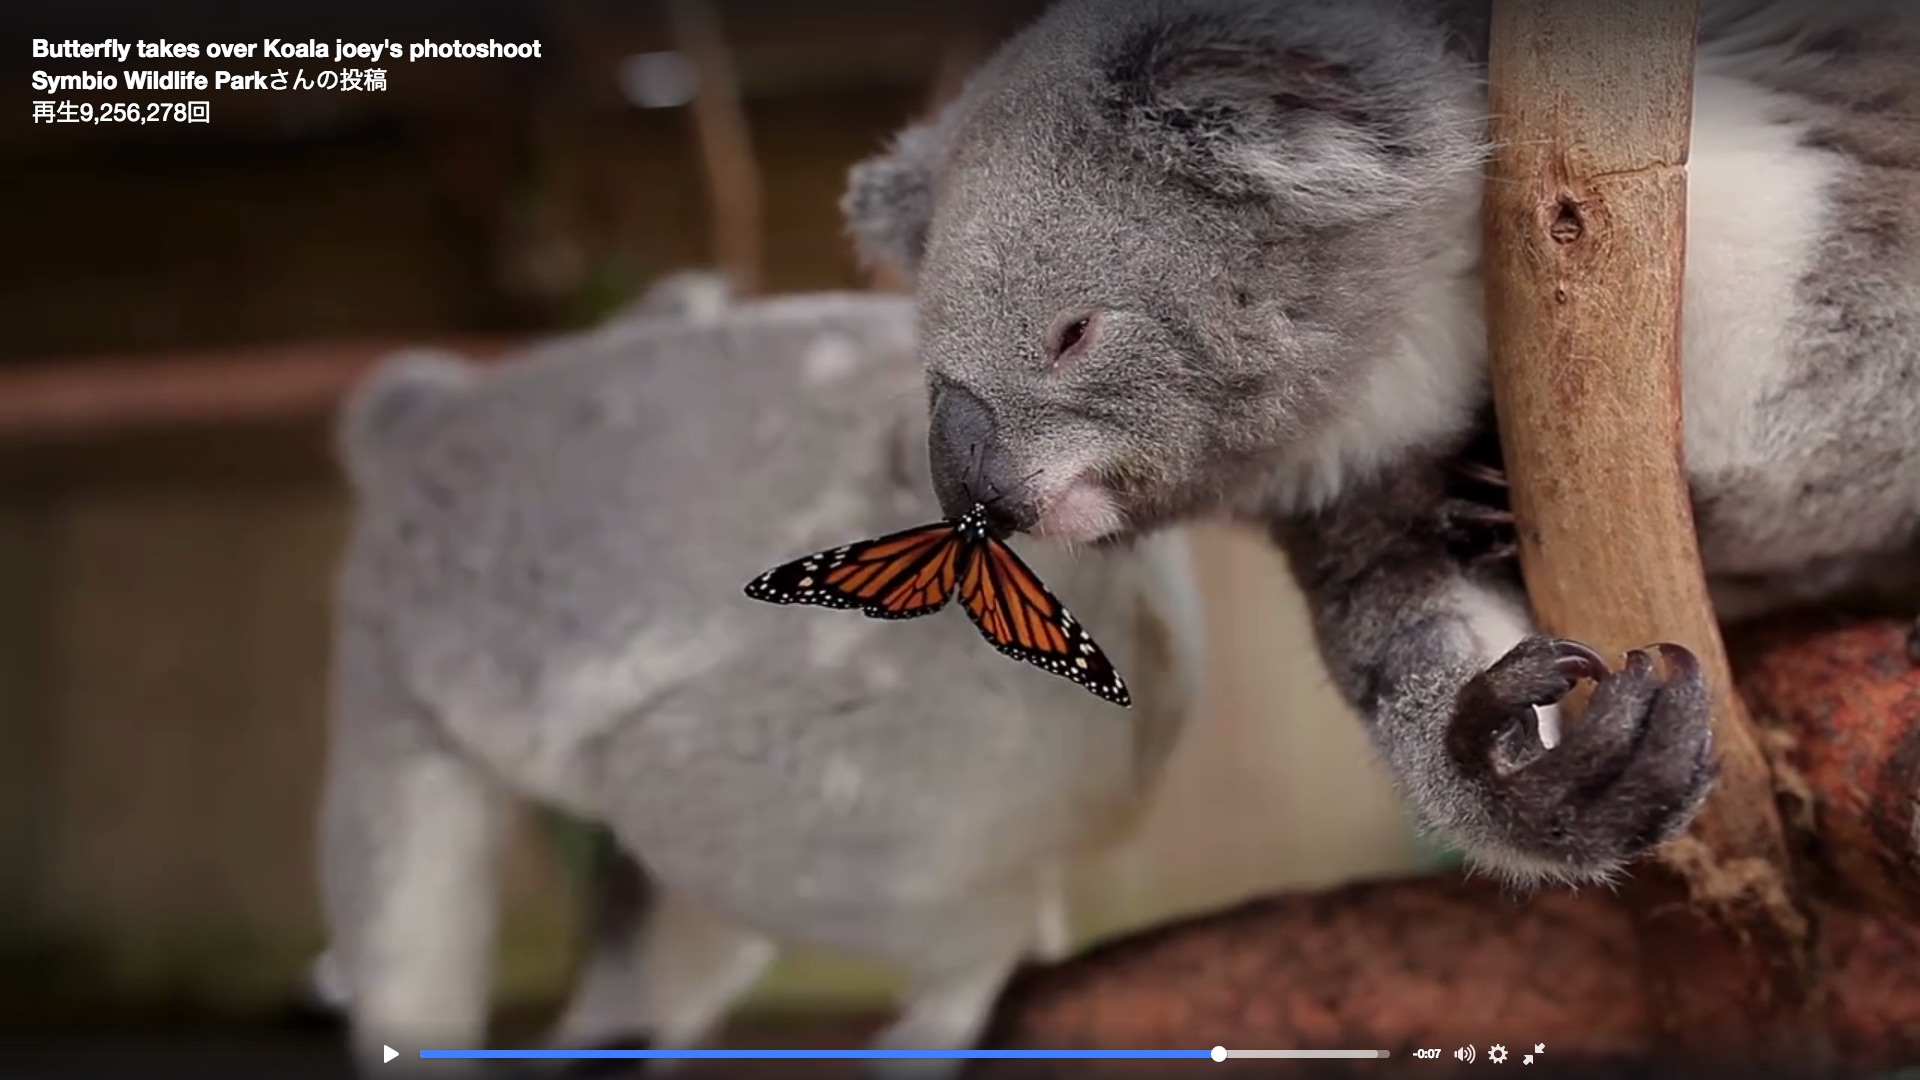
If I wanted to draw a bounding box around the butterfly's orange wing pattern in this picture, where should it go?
[958,535,1131,707]
[744,503,1131,706]
[743,519,963,619]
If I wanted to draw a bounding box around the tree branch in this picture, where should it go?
[664,0,765,295]
[983,882,1919,1077]
[980,614,1920,1074]
[1481,0,1821,1063]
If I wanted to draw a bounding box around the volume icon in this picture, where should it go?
[1455,1046,1476,1063]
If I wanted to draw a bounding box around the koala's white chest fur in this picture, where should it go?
[1286,56,1918,598]
[1677,64,1849,486]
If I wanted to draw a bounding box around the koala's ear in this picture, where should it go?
[841,121,945,279]
[1116,24,1480,224]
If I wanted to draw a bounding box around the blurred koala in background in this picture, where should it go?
[313,272,1208,1076]
[608,268,735,326]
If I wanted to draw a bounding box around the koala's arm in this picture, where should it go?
[1272,458,1717,885]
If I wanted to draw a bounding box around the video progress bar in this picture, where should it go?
[1218,1049,1391,1060]
[415,1048,1390,1062]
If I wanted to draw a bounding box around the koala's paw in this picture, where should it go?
[1449,636,1718,885]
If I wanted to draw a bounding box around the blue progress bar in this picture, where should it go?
[420,1050,1215,1061]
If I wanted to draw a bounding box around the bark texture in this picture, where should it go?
[977,616,1920,1076]
[1481,0,1821,1063]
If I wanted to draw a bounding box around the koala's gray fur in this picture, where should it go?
[605,268,736,326]
[317,279,1206,1075]
[846,0,1920,886]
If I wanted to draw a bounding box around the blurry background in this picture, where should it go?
[1,0,1437,1064]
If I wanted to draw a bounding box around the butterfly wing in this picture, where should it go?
[744,519,966,620]
[957,536,1132,707]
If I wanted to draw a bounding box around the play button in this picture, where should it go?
[383,1046,398,1063]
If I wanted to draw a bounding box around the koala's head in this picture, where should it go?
[844,0,1488,542]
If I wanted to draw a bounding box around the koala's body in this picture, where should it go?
[847,0,1920,885]
[317,283,1206,1073]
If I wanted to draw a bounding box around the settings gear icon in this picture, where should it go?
[1488,1045,1509,1064]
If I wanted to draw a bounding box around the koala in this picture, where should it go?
[316,279,1207,1075]
[844,0,1920,887]
[605,268,735,326]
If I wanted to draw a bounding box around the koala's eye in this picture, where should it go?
[1046,311,1098,367]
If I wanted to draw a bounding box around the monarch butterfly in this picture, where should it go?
[743,503,1131,707]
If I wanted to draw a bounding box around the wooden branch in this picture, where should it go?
[978,614,1920,1073]
[1729,617,1920,925]
[981,881,1920,1078]
[0,339,520,443]
[664,0,766,296]
[1481,0,1822,1064]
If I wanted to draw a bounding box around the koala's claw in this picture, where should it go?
[1434,497,1520,567]
[1448,457,1510,490]
[1457,636,1603,719]
[1906,614,1920,666]
[1470,541,1521,567]
[1451,635,1718,881]
[1442,502,1515,528]
[1652,641,1701,678]
[1550,638,1610,683]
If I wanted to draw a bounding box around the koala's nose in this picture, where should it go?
[927,381,1036,531]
